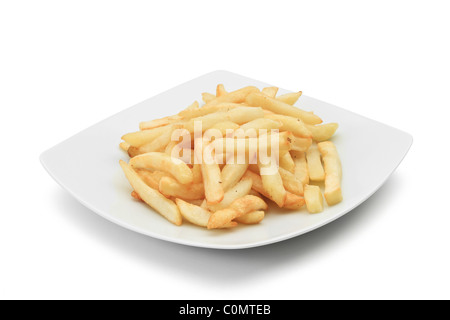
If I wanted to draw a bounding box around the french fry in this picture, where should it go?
[120,141,130,152]
[318,141,342,205]
[130,152,194,184]
[119,160,182,226]
[204,86,259,107]
[304,185,324,213]
[283,192,306,210]
[131,190,142,201]
[216,84,227,97]
[128,127,173,157]
[202,92,216,103]
[136,170,167,190]
[289,136,312,152]
[279,167,304,196]
[280,152,295,173]
[238,118,282,134]
[291,151,309,185]
[265,113,312,138]
[207,195,267,229]
[159,176,205,200]
[235,211,265,224]
[306,142,325,181]
[175,199,236,228]
[201,143,224,205]
[221,163,250,191]
[192,163,203,184]
[184,100,200,111]
[306,123,339,142]
[262,86,279,98]
[245,92,322,125]
[258,162,287,207]
[178,103,240,119]
[207,178,252,212]
[122,124,176,147]
[276,91,302,105]
[139,115,182,131]
[211,121,240,137]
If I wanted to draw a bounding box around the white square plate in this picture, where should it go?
[41,71,412,249]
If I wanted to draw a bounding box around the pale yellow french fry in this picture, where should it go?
[202,92,216,103]
[280,152,295,173]
[175,199,236,228]
[204,86,259,107]
[178,103,240,119]
[306,142,325,181]
[159,176,205,200]
[221,163,250,191]
[304,185,324,213]
[238,118,282,134]
[184,100,199,111]
[246,92,322,125]
[130,152,194,184]
[164,140,178,155]
[261,86,279,98]
[235,211,265,225]
[318,141,342,205]
[291,151,309,185]
[265,114,312,138]
[207,195,267,229]
[216,84,227,97]
[122,124,176,147]
[207,178,253,212]
[119,160,182,226]
[279,167,304,196]
[290,136,312,152]
[131,190,142,201]
[129,127,174,157]
[276,91,302,105]
[211,121,240,137]
[283,192,306,210]
[120,141,130,152]
[201,143,224,205]
[306,123,339,142]
[183,107,265,132]
[136,170,168,190]
[258,162,287,207]
[139,115,182,131]
[192,163,203,184]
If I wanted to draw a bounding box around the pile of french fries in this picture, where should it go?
[119,84,342,229]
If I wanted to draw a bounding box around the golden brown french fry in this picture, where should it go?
[136,170,167,190]
[306,123,339,142]
[204,86,259,107]
[216,84,227,97]
[304,185,324,213]
[280,152,295,173]
[258,162,287,207]
[221,163,250,191]
[290,136,312,152]
[139,115,182,131]
[318,141,342,205]
[279,167,304,196]
[129,127,173,156]
[306,142,325,181]
[238,118,282,134]
[201,143,224,205]
[211,121,240,137]
[175,199,237,228]
[120,141,130,152]
[207,195,267,229]
[131,190,142,201]
[164,140,178,155]
[159,176,204,200]
[283,192,306,210]
[120,160,182,226]
[178,103,240,119]
[235,211,265,224]
[202,92,216,103]
[245,92,322,125]
[276,91,302,105]
[291,151,309,185]
[192,163,203,184]
[130,152,194,184]
[265,114,312,138]
[122,124,176,147]
[262,86,279,98]
[207,178,252,212]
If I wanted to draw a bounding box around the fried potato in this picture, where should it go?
[306,123,339,142]
[139,115,182,131]
[221,163,250,191]
[120,160,182,225]
[265,113,312,138]
[245,92,322,125]
[204,86,259,107]
[178,103,240,119]
[216,84,227,97]
[130,152,194,184]
[291,151,309,185]
[211,121,240,137]
[280,152,295,173]
[120,141,130,152]
[318,141,342,205]
[306,142,325,181]
[159,176,205,200]
[184,100,200,111]
[239,118,282,134]
[131,190,142,201]
[258,162,287,207]
[304,185,324,213]
[202,92,216,103]
[136,170,167,190]
[207,195,267,229]
[276,91,302,105]
[122,124,176,147]
[261,86,279,98]
[175,199,236,228]
[283,192,306,210]
[235,211,265,225]
[207,178,252,212]
[201,144,224,205]
[289,136,312,152]
[279,167,304,196]
[128,127,174,157]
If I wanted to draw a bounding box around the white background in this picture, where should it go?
[1,1,449,300]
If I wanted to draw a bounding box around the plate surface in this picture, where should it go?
[41,70,412,249]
